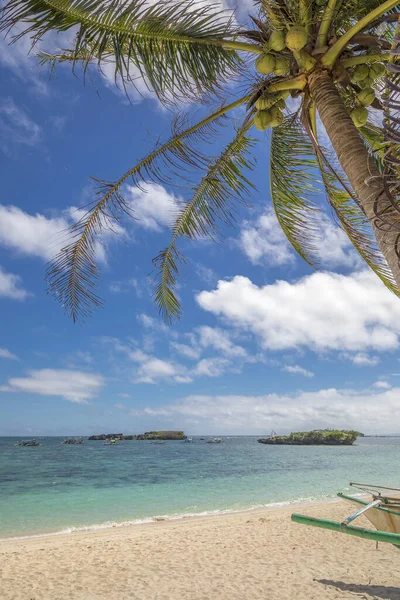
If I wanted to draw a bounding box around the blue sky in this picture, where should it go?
[1,2,400,436]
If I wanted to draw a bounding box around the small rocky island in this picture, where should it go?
[258,430,360,445]
[88,431,186,441]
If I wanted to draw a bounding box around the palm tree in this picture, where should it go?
[2,0,400,322]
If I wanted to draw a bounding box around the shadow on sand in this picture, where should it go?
[316,579,400,599]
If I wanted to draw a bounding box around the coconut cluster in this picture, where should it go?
[350,62,385,88]
[254,24,385,133]
[254,26,309,131]
[348,62,384,127]
[254,90,290,131]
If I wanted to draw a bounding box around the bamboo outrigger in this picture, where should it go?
[292,482,400,546]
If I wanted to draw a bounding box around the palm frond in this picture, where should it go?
[334,0,393,33]
[45,95,251,322]
[258,0,291,30]
[153,118,257,322]
[270,116,322,266]
[1,0,255,101]
[302,102,400,295]
[319,160,400,295]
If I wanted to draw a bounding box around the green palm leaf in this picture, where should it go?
[45,95,251,322]
[153,117,257,322]
[319,160,400,295]
[1,0,258,101]
[270,116,322,266]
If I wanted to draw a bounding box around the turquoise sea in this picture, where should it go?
[1,436,399,539]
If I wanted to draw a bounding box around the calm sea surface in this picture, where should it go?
[0,436,399,539]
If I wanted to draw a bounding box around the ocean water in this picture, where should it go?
[0,436,399,539]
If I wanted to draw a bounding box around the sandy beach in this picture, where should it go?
[1,500,400,600]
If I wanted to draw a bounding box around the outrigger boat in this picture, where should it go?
[292,482,400,546]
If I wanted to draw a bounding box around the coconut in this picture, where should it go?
[350,71,359,84]
[255,94,280,110]
[254,110,272,131]
[358,76,374,89]
[350,107,368,128]
[269,106,284,127]
[256,54,276,75]
[352,64,369,82]
[356,87,375,107]
[276,98,286,109]
[369,62,386,79]
[269,30,286,51]
[274,57,290,76]
[315,0,326,5]
[285,26,308,51]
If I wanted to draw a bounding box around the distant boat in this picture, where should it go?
[151,441,165,444]
[207,438,223,444]
[14,439,41,447]
[292,482,400,547]
[183,437,194,443]
[103,438,121,445]
[62,437,84,445]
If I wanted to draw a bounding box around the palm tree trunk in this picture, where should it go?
[309,68,400,288]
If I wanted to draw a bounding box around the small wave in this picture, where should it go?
[0,494,340,543]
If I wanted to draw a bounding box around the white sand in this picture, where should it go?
[1,501,400,599]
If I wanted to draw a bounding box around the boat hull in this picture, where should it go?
[338,493,400,534]
[291,514,400,545]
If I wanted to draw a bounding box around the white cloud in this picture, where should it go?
[1,369,104,403]
[0,266,28,300]
[0,25,63,94]
[170,342,202,360]
[132,386,400,434]
[239,210,359,269]
[195,264,218,286]
[194,357,230,377]
[239,211,295,267]
[0,204,124,263]
[282,365,314,378]
[373,380,391,389]
[197,271,400,354]
[348,352,379,367]
[319,220,361,269]
[196,325,247,357]
[0,98,41,155]
[109,277,144,296]
[137,313,168,331]
[127,347,190,384]
[115,337,235,383]
[126,182,182,231]
[240,210,294,267]
[0,348,18,360]
[135,357,190,384]
[170,327,247,362]
[0,205,67,260]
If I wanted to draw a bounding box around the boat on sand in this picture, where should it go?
[292,482,400,546]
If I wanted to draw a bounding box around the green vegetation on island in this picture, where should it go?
[258,430,360,446]
[136,431,186,440]
[88,431,186,441]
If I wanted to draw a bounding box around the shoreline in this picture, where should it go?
[0,494,345,543]
[1,498,399,600]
